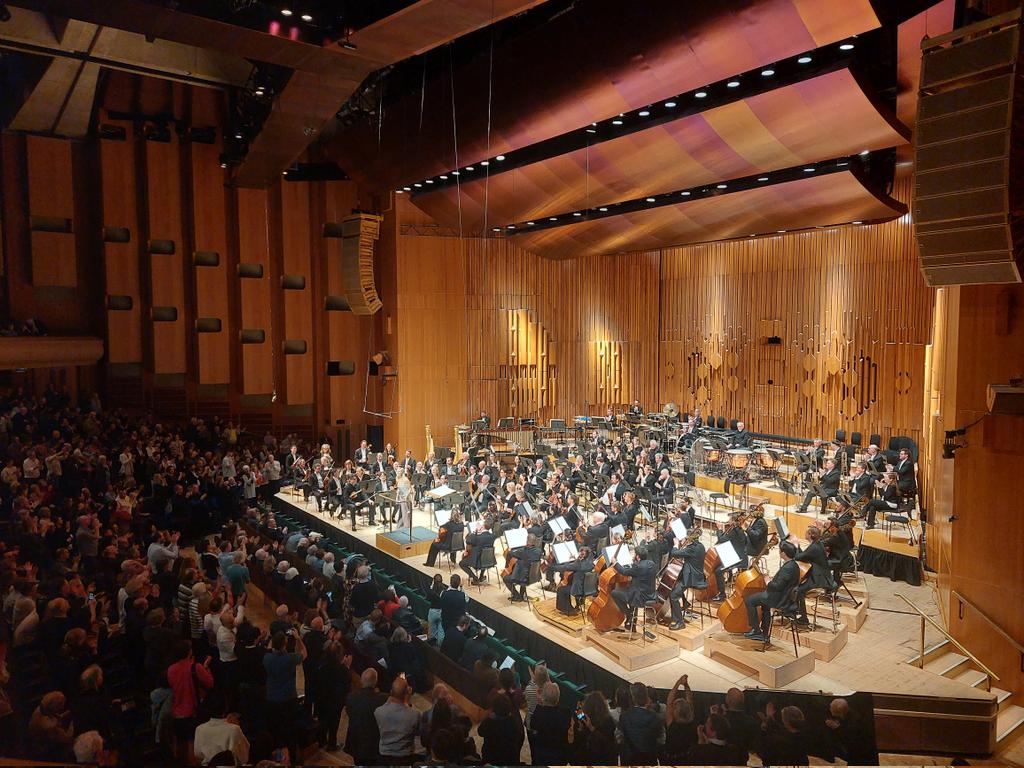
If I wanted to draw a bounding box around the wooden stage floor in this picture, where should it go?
[273,492,988,704]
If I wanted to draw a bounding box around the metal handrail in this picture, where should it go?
[896,593,999,690]
[952,590,1024,658]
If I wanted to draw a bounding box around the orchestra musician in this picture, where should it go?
[745,506,770,556]
[654,468,676,506]
[674,497,696,530]
[425,510,464,568]
[478,410,491,428]
[547,547,595,616]
[863,472,899,529]
[460,518,498,585]
[713,514,749,601]
[470,474,496,520]
[601,472,627,506]
[894,448,916,495]
[621,490,641,530]
[742,541,801,642]
[324,468,343,518]
[400,449,417,475]
[733,421,753,449]
[370,452,388,475]
[563,494,583,531]
[864,444,887,475]
[580,512,610,552]
[354,440,371,466]
[283,445,302,477]
[797,458,841,514]
[309,461,328,512]
[666,532,707,630]
[824,503,856,584]
[503,533,544,602]
[604,501,628,531]
[792,525,833,623]
[610,543,658,635]
[628,399,644,416]
[848,462,874,504]
[342,473,373,529]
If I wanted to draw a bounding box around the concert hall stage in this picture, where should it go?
[270,491,988,730]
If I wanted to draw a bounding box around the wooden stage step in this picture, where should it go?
[533,597,585,637]
[923,650,970,677]
[771,622,849,661]
[704,630,815,687]
[997,705,1024,742]
[584,626,679,671]
[653,617,723,651]
[836,594,869,632]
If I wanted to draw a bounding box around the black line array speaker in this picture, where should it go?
[914,10,1024,286]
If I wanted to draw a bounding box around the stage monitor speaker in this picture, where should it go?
[326,360,356,376]
[327,213,384,315]
[914,10,1024,286]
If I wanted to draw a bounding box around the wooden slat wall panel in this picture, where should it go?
[237,188,274,394]
[26,136,76,287]
[324,181,372,432]
[280,181,313,404]
[99,124,142,363]
[658,175,929,444]
[190,139,230,384]
[145,136,186,374]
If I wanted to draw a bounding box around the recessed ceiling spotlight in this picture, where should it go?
[680,191,691,196]
[836,162,848,167]
[852,221,863,225]
[797,55,812,64]
[664,101,677,108]
[440,175,448,179]
[496,155,505,161]
[716,184,727,189]
[492,227,500,232]
[586,128,597,134]
[480,160,489,166]
[451,170,460,175]
[695,91,708,98]
[403,187,411,191]
[507,224,516,229]
[749,234,756,237]
[301,13,313,21]
[803,167,815,172]
[425,179,434,184]
[612,119,623,125]
[839,42,855,50]
[598,207,608,212]
[235,132,243,139]
[281,8,293,16]
[859,149,870,156]
[549,217,558,221]
[414,183,423,187]
[727,80,740,88]
[646,197,656,203]
[638,110,650,117]
[761,69,775,76]
[757,176,769,182]
[220,162,227,169]
[527,221,535,225]
[465,166,474,171]
[573,212,583,217]
[777,230,787,233]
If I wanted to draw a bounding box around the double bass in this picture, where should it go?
[718,558,812,633]
[586,540,630,632]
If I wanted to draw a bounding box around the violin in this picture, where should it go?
[435,525,448,545]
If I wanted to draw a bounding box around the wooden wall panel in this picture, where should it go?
[26,136,76,287]
[658,175,929,444]
[190,140,230,384]
[145,136,186,374]
[280,181,313,404]
[99,125,143,363]
[237,188,274,395]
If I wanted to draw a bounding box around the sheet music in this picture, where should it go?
[604,544,634,567]
[500,655,515,671]
[547,516,570,535]
[522,501,534,516]
[609,524,625,541]
[714,540,741,569]
[670,518,687,542]
[434,508,452,527]
[504,528,528,549]
[426,486,458,499]
[553,541,578,564]
[774,515,789,541]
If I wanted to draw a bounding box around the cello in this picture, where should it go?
[586,540,630,632]
[654,529,701,624]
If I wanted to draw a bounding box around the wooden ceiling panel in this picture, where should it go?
[505,170,907,259]
[409,68,909,233]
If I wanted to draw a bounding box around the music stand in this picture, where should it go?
[775,476,795,532]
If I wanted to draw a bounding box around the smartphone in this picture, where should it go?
[576,711,586,721]
[88,592,95,601]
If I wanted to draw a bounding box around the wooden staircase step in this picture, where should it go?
[996,704,1024,742]
[991,687,1012,709]
[923,651,969,676]
[951,668,989,689]
[906,639,950,666]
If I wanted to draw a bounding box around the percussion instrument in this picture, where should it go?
[756,449,781,470]
[705,447,722,464]
[726,449,752,470]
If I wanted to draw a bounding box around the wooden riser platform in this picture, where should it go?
[654,617,723,651]
[772,622,849,661]
[533,597,586,637]
[836,596,869,632]
[704,631,816,688]
[584,627,680,671]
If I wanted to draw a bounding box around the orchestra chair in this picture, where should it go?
[578,571,601,626]
[835,428,847,444]
[765,585,806,656]
[710,492,729,521]
[850,431,863,447]
[477,547,500,593]
[729,419,739,430]
[627,597,660,646]
[717,417,727,429]
[688,586,711,629]
[446,531,465,573]
[885,497,918,546]
[810,585,842,633]
[524,561,544,613]
[869,433,883,449]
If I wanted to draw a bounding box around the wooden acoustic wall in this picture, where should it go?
[659,177,930,444]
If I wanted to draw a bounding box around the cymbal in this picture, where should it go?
[663,401,680,418]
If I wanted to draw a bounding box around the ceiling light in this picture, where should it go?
[496,155,505,161]
[803,167,815,172]
[716,184,727,189]
[527,221,535,225]
[638,110,650,117]
[852,221,863,225]
[836,162,848,167]
[664,101,677,108]
[749,234,756,237]
[395,188,404,193]
[727,80,740,88]
[220,162,227,169]
[586,128,597,133]
[425,179,434,184]
[549,217,558,221]
[646,197,656,203]
[403,186,411,191]
[281,8,293,16]
[761,69,775,76]
[797,55,812,64]
[695,91,708,99]
[859,150,870,156]
[680,191,691,196]
[234,132,243,139]
[301,13,313,21]
[612,119,623,125]
[757,176,769,182]
[573,212,582,216]
[777,230,787,233]
[507,224,516,229]
[440,175,448,179]
[414,183,423,187]
[492,227,500,232]
[451,171,460,176]
[598,207,608,212]
[839,42,855,50]
[480,160,489,166]
[465,166,474,171]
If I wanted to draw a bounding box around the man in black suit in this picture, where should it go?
[798,458,840,514]
[610,543,657,634]
[581,511,609,552]
[628,399,644,416]
[439,576,469,632]
[667,534,707,630]
[563,494,582,531]
[894,448,916,494]
[460,521,497,584]
[400,449,416,474]
[713,516,749,601]
[503,534,543,602]
[600,472,627,507]
[478,411,491,428]
[440,614,471,659]
[745,509,770,558]
[794,526,833,622]
[743,541,801,642]
[342,474,372,529]
[733,420,753,448]
[848,462,874,504]
[547,547,595,615]
[354,439,371,466]
[864,444,887,475]
[654,467,676,506]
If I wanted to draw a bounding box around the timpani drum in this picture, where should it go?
[726,449,752,470]
[756,448,780,470]
[705,446,722,464]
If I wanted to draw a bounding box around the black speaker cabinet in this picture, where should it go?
[914,11,1024,286]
